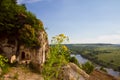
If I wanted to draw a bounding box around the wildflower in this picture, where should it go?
[59,34,65,37]
[62,45,68,51]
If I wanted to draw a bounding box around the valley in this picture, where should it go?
[66,44,120,77]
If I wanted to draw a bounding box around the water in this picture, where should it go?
[105,68,120,77]
[71,54,120,77]
[71,54,88,64]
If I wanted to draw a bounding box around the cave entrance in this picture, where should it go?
[21,52,25,60]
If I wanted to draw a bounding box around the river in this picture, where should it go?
[71,54,120,77]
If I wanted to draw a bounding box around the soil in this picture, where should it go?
[89,70,120,80]
[0,65,44,80]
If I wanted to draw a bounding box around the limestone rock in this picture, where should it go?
[0,30,49,72]
[59,63,89,80]
[0,38,17,60]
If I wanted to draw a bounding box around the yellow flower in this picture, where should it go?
[56,37,60,41]
[62,45,68,51]
[59,34,65,37]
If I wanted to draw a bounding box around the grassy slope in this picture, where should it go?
[95,46,120,70]
[96,52,120,66]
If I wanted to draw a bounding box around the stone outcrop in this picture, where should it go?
[0,38,17,60]
[0,30,49,72]
[59,63,89,80]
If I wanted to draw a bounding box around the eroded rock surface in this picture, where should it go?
[0,30,49,72]
[59,63,89,80]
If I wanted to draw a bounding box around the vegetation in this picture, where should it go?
[82,61,94,74]
[66,44,120,71]
[42,34,69,80]
[0,55,9,74]
[0,0,44,47]
[69,56,80,67]
[42,34,80,80]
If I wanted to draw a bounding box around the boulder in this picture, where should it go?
[59,63,89,80]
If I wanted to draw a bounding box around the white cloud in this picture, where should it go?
[79,34,120,44]
[17,0,43,4]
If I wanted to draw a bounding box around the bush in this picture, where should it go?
[0,55,9,74]
[69,56,80,67]
[82,61,94,74]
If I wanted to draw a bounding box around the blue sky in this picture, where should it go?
[17,0,120,44]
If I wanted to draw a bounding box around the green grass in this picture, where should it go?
[96,52,120,66]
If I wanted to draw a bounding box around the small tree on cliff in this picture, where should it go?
[82,61,94,74]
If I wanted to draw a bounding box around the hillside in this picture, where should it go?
[89,70,120,80]
[0,65,44,80]
[0,65,119,80]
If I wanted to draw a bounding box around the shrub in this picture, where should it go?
[82,61,94,74]
[0,55,9,74]
[69,56,80,67]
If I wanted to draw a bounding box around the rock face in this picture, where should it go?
[59,63,89,80]
[0,30,49,72]
[0,38,17,60]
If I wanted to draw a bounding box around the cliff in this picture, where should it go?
[0,30,49,71]
[0,0,49,72]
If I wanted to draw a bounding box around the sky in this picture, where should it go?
[17,0,120,44]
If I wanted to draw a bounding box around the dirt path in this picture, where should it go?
[0,66,44,80]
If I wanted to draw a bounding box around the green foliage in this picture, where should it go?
[69,56,80,67]
[0,0,44,47]
[42,34,70,80]
[82,61,94,74]
[0,55,9,74]
[0,55,8,68]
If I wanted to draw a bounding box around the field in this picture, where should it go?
[66,44,120,71]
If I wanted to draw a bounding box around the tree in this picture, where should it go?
[82,61,94,74]
[0,0,44,47]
